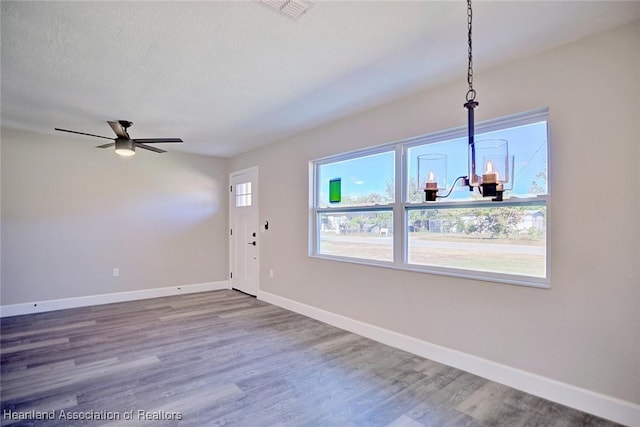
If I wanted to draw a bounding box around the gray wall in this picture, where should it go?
[230,22,640,404]
[1,127,228,304]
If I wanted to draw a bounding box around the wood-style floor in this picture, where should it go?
[1,290,619,426]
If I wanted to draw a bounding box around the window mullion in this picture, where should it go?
[393,144,404,265]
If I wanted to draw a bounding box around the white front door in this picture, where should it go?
[229,167,259,296]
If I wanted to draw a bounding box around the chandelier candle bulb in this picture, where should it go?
[482,160,499,184]
[425,170,438,190]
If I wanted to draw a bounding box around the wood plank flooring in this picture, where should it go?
[1,290,620,426]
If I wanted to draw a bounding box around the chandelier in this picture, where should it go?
[424,0,511,202]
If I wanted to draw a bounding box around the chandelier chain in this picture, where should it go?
[466,0,476,102]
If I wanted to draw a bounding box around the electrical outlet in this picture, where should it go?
[112,268,120,278]
[269,269,274,279]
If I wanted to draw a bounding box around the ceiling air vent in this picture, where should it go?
[260,0,315,20]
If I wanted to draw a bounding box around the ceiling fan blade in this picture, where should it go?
[132,138,183,144]
[135,143,166,153]
[54,128,114,141]
[107,121,129,139]
[96,143,115,149]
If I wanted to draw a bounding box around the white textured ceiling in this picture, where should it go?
[2,1,639,157]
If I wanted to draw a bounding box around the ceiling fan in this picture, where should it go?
[54,120,183,156]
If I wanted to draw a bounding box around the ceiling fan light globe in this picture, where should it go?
[115,148,135,156]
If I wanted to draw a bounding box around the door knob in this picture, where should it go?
[248,241,256,246]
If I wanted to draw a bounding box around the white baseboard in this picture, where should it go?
[0,281,230,318]
[258,290,640,427]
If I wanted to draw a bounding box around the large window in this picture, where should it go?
[310,109,549,287]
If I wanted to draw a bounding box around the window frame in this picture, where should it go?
[309,108,550,288]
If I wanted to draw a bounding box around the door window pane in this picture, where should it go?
[236,182,252,207]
